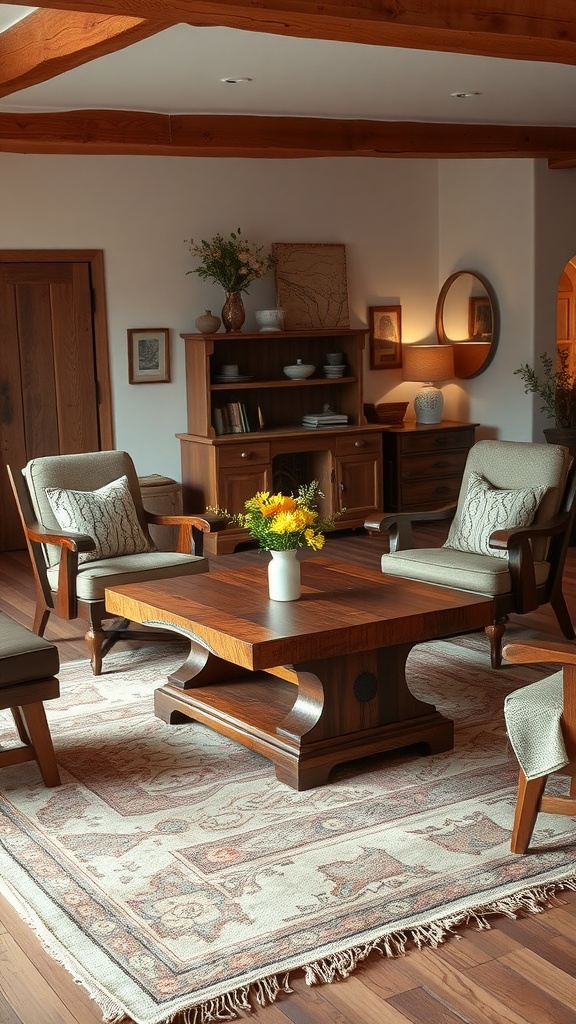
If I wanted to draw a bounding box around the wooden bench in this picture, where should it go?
[0,613,61,786]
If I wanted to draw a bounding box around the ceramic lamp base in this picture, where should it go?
[413,384,444,424]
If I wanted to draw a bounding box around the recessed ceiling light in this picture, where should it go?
[220,77,252,85]
[450,91,481,98]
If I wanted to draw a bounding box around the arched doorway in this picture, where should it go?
[557,258,576,376]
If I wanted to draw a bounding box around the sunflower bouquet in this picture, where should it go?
[209,481,341,551]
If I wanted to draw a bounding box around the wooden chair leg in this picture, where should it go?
[10,707,30,744]
[550,592,576,640]
[510,770,547,854]
[485,621,507,669]
[33,604,50,637]
[18,703,61,788]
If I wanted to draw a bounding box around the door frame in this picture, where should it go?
[0,248,114,449]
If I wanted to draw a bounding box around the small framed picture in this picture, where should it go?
[468,297,493,339]
[127,328,170,384]
[368,305,402,369]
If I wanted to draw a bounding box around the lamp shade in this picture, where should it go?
[402,344,454,383]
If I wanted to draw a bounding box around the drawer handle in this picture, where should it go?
[354,440,366,448]
[435,486,451,495]
[434,437,450,447]
[433,460,450,469]
[241,451,253,459]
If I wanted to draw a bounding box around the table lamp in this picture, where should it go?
[402,344,454,424]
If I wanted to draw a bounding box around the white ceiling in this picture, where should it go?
[1,4,576,127]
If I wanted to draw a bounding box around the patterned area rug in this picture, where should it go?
[1,636,575,1024]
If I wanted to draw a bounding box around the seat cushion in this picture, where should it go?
[0,613,59,687]
[380,547,550,596]
[444,471,546,559]
[47,551,209,602]
[45,474,154,564]
[504,671,567,780]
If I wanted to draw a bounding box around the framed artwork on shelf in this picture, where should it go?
[468,296,493,339]
[128,328,170,384]
[368,305,402,369]
[272,242,350,330]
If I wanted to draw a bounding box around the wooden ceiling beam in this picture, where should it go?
[12,0,576,65]
[0,110,575,161]
[0,9,170,97]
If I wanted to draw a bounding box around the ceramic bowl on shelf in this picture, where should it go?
[255,309,285,332]
[283,362,315,380]
[323,365,345,377]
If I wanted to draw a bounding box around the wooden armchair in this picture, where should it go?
[8,450,225,676]
[366,440,576,668]
[503,638,576,853]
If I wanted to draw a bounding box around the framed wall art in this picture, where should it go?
[272,242,350,330]
[368,305,402,369]
[127,328,170,384]
[468,296,493,339]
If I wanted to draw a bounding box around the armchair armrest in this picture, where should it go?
[144,511,227,556]
[503,638,576,666]
[364,504,457,553]
[489,511,570,613]
[26,521,96,553]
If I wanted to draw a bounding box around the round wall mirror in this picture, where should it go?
[435,270,499,378]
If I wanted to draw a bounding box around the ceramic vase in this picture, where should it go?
[195,309,221,334]
[267,548,301,602]
[221,291,246,333]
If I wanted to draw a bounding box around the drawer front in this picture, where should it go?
[336,433,381,457]
[402,476,462,507]
[401,449,469,482]
[218,442,271,468]
[400,428,474,455]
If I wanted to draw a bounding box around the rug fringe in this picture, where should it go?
[165,973,293,1023]
[4,868,576,1024]
[303,876,576,987]
[156,875,576,1024]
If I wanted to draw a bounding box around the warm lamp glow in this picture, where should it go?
[402,345,454,425]
[452,341,491,379]
[402,344,454,383]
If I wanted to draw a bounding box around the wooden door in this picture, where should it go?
[0,252,112,551]
[558,263,576,377]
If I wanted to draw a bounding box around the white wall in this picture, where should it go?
[437,160,536,442]
[0,154,439,481]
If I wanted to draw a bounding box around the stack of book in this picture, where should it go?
[302,412,348,428]
[213,403,251,435]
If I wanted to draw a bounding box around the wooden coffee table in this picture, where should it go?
[105,559,494,790]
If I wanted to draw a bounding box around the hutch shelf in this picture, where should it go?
[178,328,384,554]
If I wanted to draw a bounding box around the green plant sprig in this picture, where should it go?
[514,350,576,430]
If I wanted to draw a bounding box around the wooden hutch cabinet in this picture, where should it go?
[382,420,478,513]
[178,328,384,553]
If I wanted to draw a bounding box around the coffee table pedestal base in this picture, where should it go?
[154,644,454,790]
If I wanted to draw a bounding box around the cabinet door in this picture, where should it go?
[335,453,382,519]
[219,464,271,513]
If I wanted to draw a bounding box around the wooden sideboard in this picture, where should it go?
[382,420,478,513]
[178,328,384,554]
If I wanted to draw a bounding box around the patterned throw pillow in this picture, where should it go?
[45,474,155,563]
[444,471,546,559]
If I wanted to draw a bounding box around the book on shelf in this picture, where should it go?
[302,412,349,427]
[212,407,225,435]
[212,402,252,434]
[228,402,244,433]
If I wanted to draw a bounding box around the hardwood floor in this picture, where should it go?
[2,528,576,1024]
